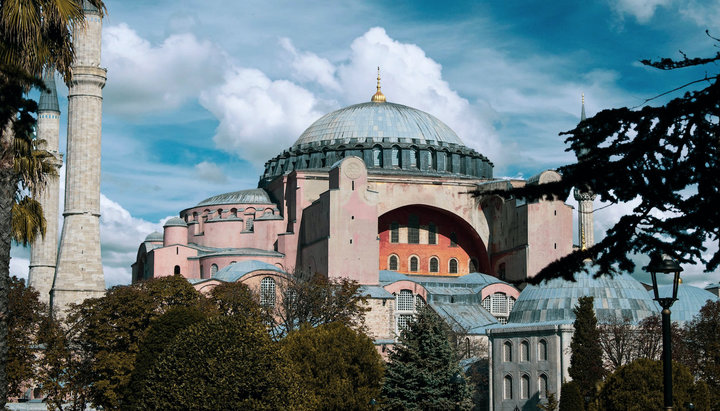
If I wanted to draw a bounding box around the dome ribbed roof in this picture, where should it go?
[292,102,464,149]
[197,188,273,207]
[509,267,657,325]
[650,284,718,324]
[163,217,187,227]
[144,231,163,242]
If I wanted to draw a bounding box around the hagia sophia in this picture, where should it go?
[26,6,720,409]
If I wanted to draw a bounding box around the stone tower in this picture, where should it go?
[28,71,63,305]
[573,94,596,249]
[51,1,106,315]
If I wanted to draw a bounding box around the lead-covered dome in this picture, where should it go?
[509,266,657,325]
[292,102,464,149]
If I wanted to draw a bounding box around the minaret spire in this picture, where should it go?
[574,93,596,250]
[581,93,586,121]
[371,66,386,103]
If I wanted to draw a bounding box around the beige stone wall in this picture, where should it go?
[363,297,395,342]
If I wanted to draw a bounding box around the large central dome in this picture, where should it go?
[292,102,464,149]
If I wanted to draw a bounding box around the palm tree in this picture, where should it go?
[0,0,105,405]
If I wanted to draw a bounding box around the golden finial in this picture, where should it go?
[581,228,587,251]
[371,66,386,103]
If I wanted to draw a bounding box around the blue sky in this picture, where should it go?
[11,0,720,287]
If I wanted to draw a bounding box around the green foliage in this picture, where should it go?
[6,276,45,398]
[538,392,559,411]
[282,322,384,409]
[682,299,720,408]
[124,305,207,410]
[137,315,307,410]
[598,358,707,411]
[559,381,584,411]
[569,296,604,399]
[209,281,262,319]
[67,275,202,409]
[382,307,471,410]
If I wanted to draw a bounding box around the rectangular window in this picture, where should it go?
[492,293,508,314]
[397,290,414,311]
[428,223,437,245]
[396,314,413,333]
[408,215,419,244]
[390,222,399,243]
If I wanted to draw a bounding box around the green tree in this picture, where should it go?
[282,322,384,409]
[538,392,559,411]
[470,37,720,284]
[67,275,202,409]
[568,296,604,400]
[123,305,207,410]
[208,281,261,319]
[559,381,584,411]
[0,0,105,406]
[382,306,471,410]
[137,315,307,410]
[598,358,707,411]
[683,300,720,408]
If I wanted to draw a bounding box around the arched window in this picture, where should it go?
[469,258,478,273]
[538,339,548,361]
[449,258,458,274]
[538,374,548,399]
[407,215,419,244]
[216,209,223,219]
[245,217,254,232]
[210,264,218,276]
[503,341,512,362]
[428,223,437,245]
[391,146,401,167]
[174,265,180,275]
[397,290,414,311]
[230,208,238,218]
[520,341,529,362]
[492,292,508,314]
[521,375,530,399]
[409,256,419,272]
[230,261,237,264]
[503,375,513,400]
[509,296,516,312]
[373,145,383,167]
[390,222,399,243]
[481,296,491,312]
[427,149,436,170]
[409,147,419,168]
[260,277,276,307]
[429,257,439,273]
[388,255,399,271]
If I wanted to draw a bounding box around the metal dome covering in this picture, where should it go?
[163,217,187,227]
[292,102,464,149]
[144,231,163,242]
[196,188,273,207]
[509,266,657,325]
[650,284,719,324]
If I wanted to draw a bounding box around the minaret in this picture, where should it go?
[573,94,596,249]
[51,1,106,316]
[28,71,63,305]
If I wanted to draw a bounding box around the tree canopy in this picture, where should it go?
[568,296,604,399]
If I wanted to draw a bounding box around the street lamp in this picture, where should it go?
[645,253,683,411]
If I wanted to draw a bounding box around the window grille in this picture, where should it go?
[390,222,399,243]
[408,215,419,244]
[429,257,439,273]
[428,223,437,245]
[415,295,426,309]
[504,376,513,400]
[509,297,516,312]
[409,256,419,272]
[389,255,399,271]
[521,375,530,399]
[260,277,276,307]
[449,258,458,274]
[397,290,414,311]
[497,317,508,325]
[396,314,413,333]
[481,296,491,311]
[492,292,507,314]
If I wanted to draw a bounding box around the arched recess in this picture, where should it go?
[378,204,490,275]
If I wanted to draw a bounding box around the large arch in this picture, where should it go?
[378,204,490,275]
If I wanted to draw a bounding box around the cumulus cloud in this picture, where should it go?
[279,38,340,92]
[200,67,323,163]
[102,23,226,115]
[194,161,227,183]
[608,0,673,23]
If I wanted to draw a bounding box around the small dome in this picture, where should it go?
[650,284,719,324]
[509,266,657,325]
[163,217,187,227]
[197,188,273,207]
[292,102,464,149]
[144,231,163,242]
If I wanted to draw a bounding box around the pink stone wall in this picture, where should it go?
[163,225,187,246]
[151,245,198,278]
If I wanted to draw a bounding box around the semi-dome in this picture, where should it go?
[650,284,718,324]
[509,266,657,325]
[163,217,187,227]
[144,231,163,242]
[292,102,464,149]
[196,188,273,207]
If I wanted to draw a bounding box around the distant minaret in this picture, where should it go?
[52,1,106,316]
[573,94,596,249]
[28,71,63,305]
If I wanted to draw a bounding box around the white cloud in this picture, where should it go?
[194,161,227,183]
[102,23,227,115]
[608,0,673,23]
[279,38,340,92]
[200,67,323,164]
[679,0,720,27]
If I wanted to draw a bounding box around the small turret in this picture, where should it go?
[163,217,188,246]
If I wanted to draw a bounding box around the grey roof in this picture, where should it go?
[359,285,394,299]
[649,284,718,324]
[197,188,273,207]
[509,265,657,325]
[38,71,60,113]
[431,302,498,334]
[292,101,464,149]
[144,231,163,242]
[379,270,505,288]
[83,0,99,13]
[163,217,187,227]
[213,260,286,282]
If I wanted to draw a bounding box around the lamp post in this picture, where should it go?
[645,253,683,411]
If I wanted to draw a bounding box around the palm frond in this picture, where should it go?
[12,195,46,245]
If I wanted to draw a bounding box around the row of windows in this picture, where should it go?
[502,340,548,362]
[372,146,453,172]
[480,293,517,317]
[388,255,464,274]
[503,374,548,400]
[389,221,456,246]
